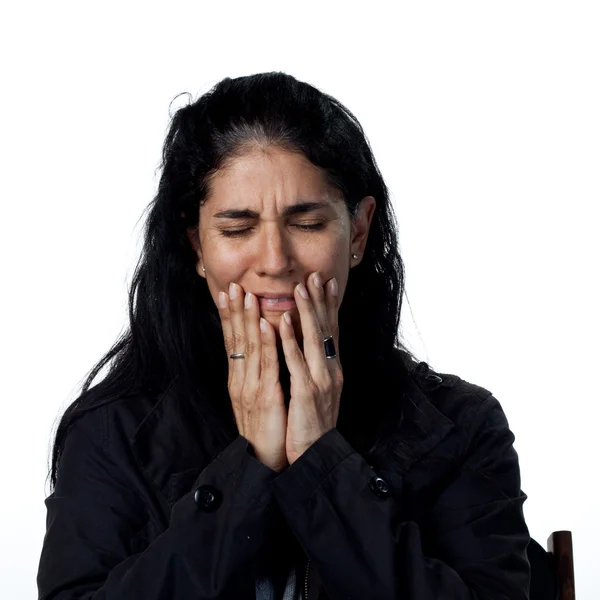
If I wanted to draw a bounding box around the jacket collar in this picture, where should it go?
[376,373,457,475]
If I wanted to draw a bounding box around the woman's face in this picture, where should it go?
[188,146,375,345]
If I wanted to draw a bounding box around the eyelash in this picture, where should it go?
[220,223,325,238]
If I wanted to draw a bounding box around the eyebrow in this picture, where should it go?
[213,201,330,220]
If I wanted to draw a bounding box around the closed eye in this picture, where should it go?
[219,223,325,238]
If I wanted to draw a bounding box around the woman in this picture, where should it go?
[37,72,531,600]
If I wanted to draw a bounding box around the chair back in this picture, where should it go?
[547,531,575,600]
[527,530,575,600]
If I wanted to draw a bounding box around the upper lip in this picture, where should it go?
[256,292,296,299]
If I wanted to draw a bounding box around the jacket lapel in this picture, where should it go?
[379,375,457,474]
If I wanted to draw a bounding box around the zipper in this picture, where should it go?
[304,558,310,600]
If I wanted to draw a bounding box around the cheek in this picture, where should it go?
[202,246,249,305]
[318,243,347,281]
[206,246,246,279]
[304,234,345,265]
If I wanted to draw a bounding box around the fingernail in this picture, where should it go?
[229,282,237,300]
[296,282,309,300]
[313,272,322,288]
[218,291,227,309]
[244,292,252,309]
[330,278,338,296]
[284,311,292,325]
[260,317,268,333]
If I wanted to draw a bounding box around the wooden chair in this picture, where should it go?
[547,531,576,600]
[528,530,575,599]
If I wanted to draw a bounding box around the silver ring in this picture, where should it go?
[230,353,246,359]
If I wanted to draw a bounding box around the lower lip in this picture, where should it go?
[258,297,297,311]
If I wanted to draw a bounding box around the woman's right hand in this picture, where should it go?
[217,282,289,473]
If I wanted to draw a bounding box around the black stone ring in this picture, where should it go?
[323,335,336,359]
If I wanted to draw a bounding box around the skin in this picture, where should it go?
[187,145,376,463]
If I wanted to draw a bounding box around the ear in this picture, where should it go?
[186,226,205,278]
[350,196,376,261]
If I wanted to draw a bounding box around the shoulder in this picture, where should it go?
[411,358,514,448]
[62,384,173,455]
[429,367,494,420]
[374,351,519,479]
[392,348,510,436]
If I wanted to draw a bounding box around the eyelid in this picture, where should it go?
[219,222,325,237]
[220,221,325,230]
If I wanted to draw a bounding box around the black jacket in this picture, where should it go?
[37,359,532,600]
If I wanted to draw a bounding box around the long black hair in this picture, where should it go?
[49,71,425,490]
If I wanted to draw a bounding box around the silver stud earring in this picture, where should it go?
[201,266,206,272]
[352,254,358,260]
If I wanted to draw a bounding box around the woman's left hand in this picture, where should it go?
[279,271,344,465]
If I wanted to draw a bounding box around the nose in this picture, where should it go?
[255,223,293,276]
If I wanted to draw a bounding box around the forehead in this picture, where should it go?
[205,146,342,206]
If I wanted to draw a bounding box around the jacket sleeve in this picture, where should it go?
[270,393,531,600]
[37,406,278,600]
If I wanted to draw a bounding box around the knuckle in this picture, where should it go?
[224,336,234,353]
[240,389,256,409]
[231,330,245,348]
[229,383,242,401]
[246,338,259,357]
[319,377,333,395]
[310,382,321,397]
[261,351,275,371]
[310,330,324,346]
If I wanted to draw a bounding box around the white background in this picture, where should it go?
[1,1,598,598]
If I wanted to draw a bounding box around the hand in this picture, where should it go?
[217,282,288,473]
[278,271,343,465]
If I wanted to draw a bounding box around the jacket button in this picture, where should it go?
[194,485,222,512]
[369,476,390,498]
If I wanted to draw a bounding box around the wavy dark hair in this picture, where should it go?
[48,71,426,490]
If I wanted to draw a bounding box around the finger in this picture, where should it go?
[243,291,262,395]
[259,314,282,394]
[294,277,330,382]
[279,311,311,388]
[217,289,233,371]
[325,277,340,358]
[308,271,340,359]
[307,272,330,334]
[228,282,247,383]
[307,272,341,364]
[216,288,242,423]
